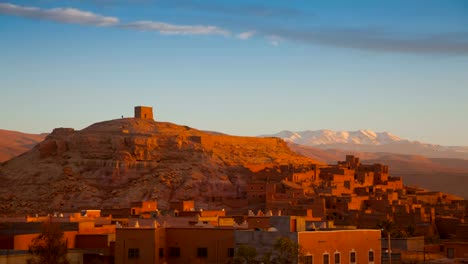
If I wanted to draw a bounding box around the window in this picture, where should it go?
[169,247,180,257]
[159,248,164,258]
[334,252,340,264]
[323,253,330,264]
[350,252,356,264]
[447,248,455,259]
[227,248,235,258]
[128,248,139,258]
[197,247,208,258]
[368,250,374,263]
[304,255,313,264]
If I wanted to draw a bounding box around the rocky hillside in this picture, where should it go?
[0,118,318,215]
[0,129,47,162]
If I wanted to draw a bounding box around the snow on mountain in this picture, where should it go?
[263,129,403,146]
[270,130,302,141]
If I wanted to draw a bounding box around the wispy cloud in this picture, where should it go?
[3,3,466,55]
[121,21,230,36]
[263,27,468,55]
[0,3,119,26]
[0,2,232,36]
[237,30,255,40]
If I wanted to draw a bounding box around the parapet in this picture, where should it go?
[134,106,154,120]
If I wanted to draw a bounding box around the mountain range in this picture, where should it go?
[262,129,468,160]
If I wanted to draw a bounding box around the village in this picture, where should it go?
[0,153,467,264]
[2,0,468,263]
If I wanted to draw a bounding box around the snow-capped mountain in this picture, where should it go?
[261,129,468,160]
[263,129,403,146]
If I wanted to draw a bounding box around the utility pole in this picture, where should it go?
[387,232,392,264]
[423,246,426,263]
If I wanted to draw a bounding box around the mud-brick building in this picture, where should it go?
[235,215,382,264]
[115,226,236,264]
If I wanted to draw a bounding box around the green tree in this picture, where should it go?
[27,221,69,264]
[265,237,306,264]
[233,244,259,264]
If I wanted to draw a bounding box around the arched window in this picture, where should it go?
[323,253,330,264]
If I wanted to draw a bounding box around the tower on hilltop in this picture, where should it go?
[134,106,154,120]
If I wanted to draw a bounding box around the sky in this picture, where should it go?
[1,0,468,146]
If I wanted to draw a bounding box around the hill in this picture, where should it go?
[0,118,319,215]
[0,129,47,162]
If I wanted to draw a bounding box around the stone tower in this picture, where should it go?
[134,106,154,120]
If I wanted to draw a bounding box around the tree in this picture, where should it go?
[27,221,70,264]
[233,244,259,264]
[406,224,416,237]
[265,237,307,264]
[377,219,405,238]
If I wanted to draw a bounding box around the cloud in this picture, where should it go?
[121,21,230,36]
[0,3,119,26]
[264,27,468,55]
[0,3,232,36]
[237,30,255,40]
[266,35,283,46]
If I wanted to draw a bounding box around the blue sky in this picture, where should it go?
[1,0,468,145]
